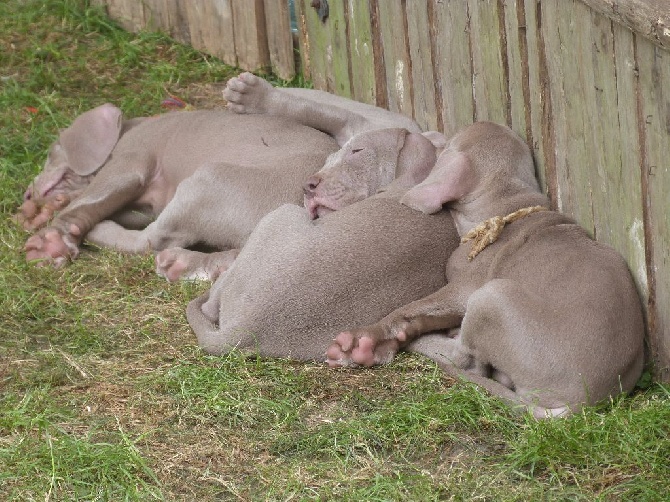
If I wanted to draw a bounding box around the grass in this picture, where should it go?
[1,0,669,499]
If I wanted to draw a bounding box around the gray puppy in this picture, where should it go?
[327,121,645,418]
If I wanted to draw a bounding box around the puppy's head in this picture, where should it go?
[400,122,538,214]
[303,128,439,219]
[24,103,123,202]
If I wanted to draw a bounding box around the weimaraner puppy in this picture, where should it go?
[22,78,436,280]
[155,73,443,278]
[20,105,337,272]
[186,181,459,360]
[326,121,645,418]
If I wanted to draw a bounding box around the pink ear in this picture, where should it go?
[59,103,123,175]
[400,151,473,214]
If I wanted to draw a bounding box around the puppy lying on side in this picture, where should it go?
[327,121,645,418]
[19,105,338,277]
[20,76,437,281]
[187,181,459,361]
[158,73,444,278]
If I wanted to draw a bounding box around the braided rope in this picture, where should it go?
[461,205,548,261]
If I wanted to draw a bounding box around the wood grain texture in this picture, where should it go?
[263,0,295,80]
[184,0,236,65]
[468,0,508,124]
[347,1,376,104]
[580,0,670,50]
[406,1,438,131]
[376,0,413,117]
[432,0,475,138]
[503,0,529,138]
[522,0,548,191]
[638,38,670,379]
[232,0,270,72]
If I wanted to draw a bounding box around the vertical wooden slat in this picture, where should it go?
[99,0,146,32]
[406,1,439,131]
[607,22,648,304]
[327,0,353,97]
[347,1,376,104]
[263,0,295,80]
[468,0,508,124]
[502,0,529,138]
[183,1,236,66]
[588,15,647,302]
[541,0,591,227]
[143,0,190,44]
[295,0,316,83]
[638,40,670,380]
[232,0,270,72]
[376,0,413,118]
[296,0,349,94]
[522,0,548,191]
[433,0,474,138]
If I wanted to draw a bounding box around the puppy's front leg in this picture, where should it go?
[326,285,467,367]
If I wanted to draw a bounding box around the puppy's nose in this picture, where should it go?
[303,174,321,196]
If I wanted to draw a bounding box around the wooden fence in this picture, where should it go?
[94,0,670,381]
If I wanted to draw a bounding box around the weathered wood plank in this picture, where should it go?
[183,0,236,66]
[263,0,295,80]
[587,13,647,301]
[522,0,549,192]
[232,0,270,72]
[99,0,146,32]
[502,0,529,139]
[580,0,670,51]
[406,1,438,131]
[326,0,352,97]
[299,0,353,96]
[347,0,376,104]
[295,0,317,83]
[376,0,413,118]
[468,0,508,124]
[637,38,670,380]
[609,22,648,304]
[432,0,474,138]
[541,0,593,229]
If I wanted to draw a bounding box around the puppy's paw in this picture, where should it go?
[325,327,399,368]
[14,194,70,231]
[222,72,274,114]
[24,225,80,267]
[156,248,238,282]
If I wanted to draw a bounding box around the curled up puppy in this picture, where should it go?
[327,121,646,418]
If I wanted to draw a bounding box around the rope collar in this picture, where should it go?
[461,205,549,261]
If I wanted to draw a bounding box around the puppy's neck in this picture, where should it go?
[450,189,550,237]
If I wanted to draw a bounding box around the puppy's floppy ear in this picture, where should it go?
[396,131,441,186]
[59,103,123,175]
[400,151,475,214]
